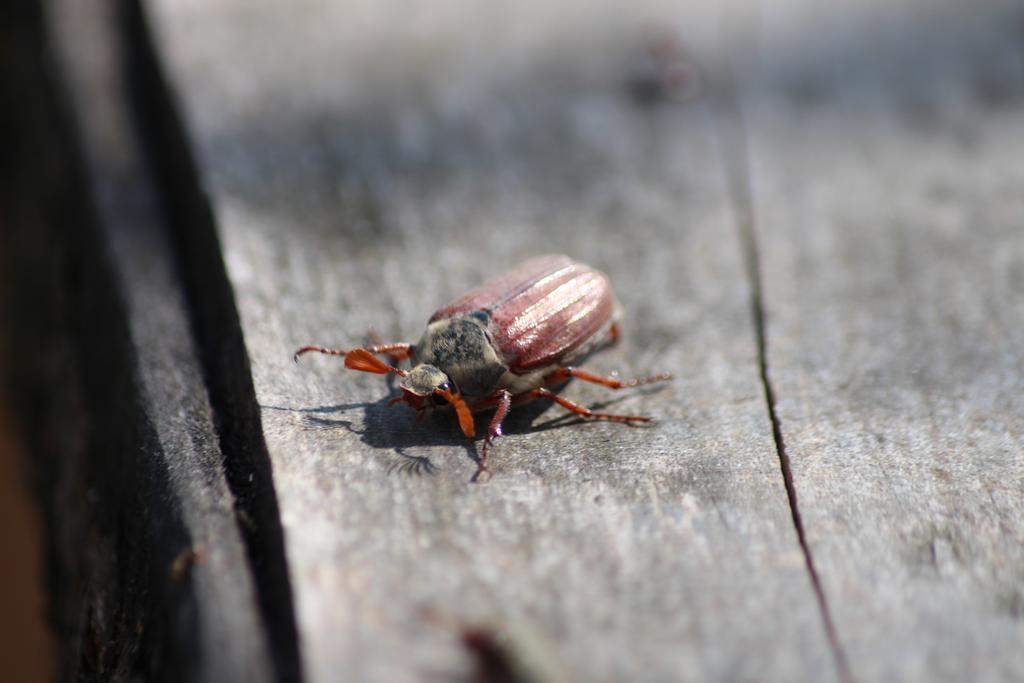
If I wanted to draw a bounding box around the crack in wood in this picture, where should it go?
[711,57,856,683]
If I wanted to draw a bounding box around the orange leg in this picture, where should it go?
[529,387,652,423]
[367,327,412,365]
[473,389,512,483]
[293,343,413,363]
[544,366,672,389]
[609,322,622,344]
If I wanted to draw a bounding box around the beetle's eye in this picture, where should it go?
[431,382,454,407]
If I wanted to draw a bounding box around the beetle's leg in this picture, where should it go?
[544,366,672,389]
[366,325,386,345]
[529,387,652,423]
[294,343,413,363]
[366,343,413,362]
[367,327,413,365]
[609,322,621,344]
[474,389,512,482]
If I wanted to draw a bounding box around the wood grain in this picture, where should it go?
[744,1,1024,680]
[147,1,834,680]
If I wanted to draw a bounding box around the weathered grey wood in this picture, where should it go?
[35,1,276,679]
[743,0,1024,680]
[146,1,838,681]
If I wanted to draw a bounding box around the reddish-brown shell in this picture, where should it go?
[430,255,618,372]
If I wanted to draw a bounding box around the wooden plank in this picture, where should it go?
[743,1,1024,680]
[146,1,839,680]
[29,1,277,679]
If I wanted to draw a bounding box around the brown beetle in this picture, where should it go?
[295,255,670,480]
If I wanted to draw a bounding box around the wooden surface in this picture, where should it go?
[148,1,835,683]
[37,1,276,680]
[148,1,834,682]
[746,2,1024,680]
[147,0,1024,680]
[5,0,1022,680]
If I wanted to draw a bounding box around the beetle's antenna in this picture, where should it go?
[436,388,475,438]
[343,348,408,377]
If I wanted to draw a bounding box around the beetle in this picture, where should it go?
[294,254,670,480]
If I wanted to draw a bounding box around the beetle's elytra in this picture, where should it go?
[295,254,670,480]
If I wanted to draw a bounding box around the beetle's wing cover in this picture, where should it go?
[430,255,574,322]
[431,255,616,371]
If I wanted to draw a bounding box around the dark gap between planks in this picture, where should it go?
[119,1,303,681]
[0,3,211,678]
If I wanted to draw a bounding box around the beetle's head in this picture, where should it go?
[399,364,452,405]
[395,364,475,437]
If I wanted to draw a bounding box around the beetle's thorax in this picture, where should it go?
[411,314,507,396]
